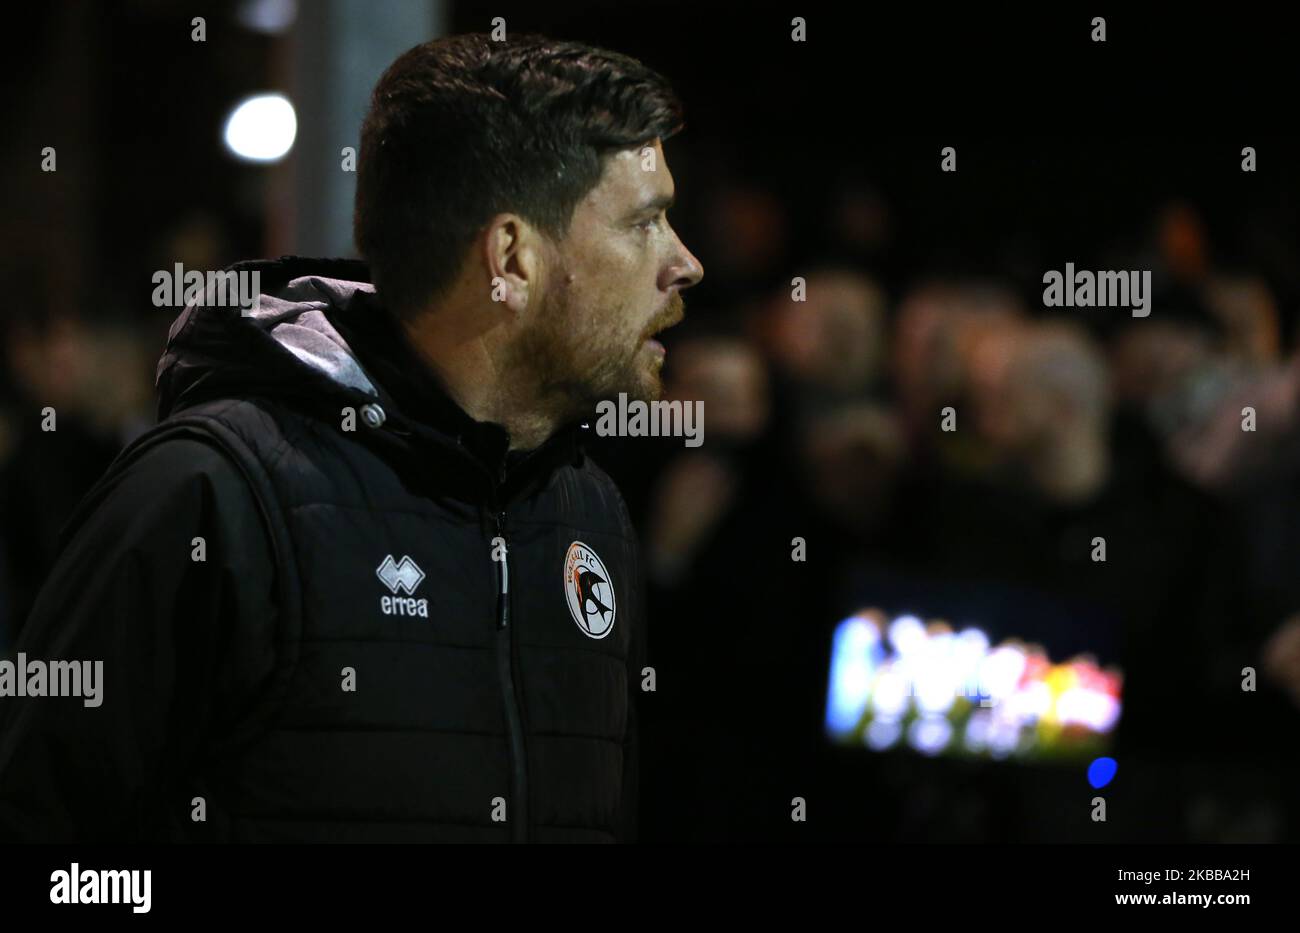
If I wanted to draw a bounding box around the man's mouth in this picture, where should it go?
[642,297,685,350]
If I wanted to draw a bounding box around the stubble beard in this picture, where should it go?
[510,289,667,426]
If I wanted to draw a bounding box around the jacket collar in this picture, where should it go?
[321,268,588,497]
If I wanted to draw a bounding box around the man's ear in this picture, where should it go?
[483,213,543,317]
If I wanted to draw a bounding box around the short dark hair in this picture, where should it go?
[354,33,685,321]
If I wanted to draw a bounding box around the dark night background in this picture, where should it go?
[3,1,1299,843]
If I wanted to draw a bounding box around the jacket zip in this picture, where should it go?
[492,478,530,844]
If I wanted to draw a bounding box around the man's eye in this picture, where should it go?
[636,214,662,231]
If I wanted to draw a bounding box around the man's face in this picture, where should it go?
[518,139,704,412]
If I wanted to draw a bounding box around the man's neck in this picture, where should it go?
[400,315,560,452]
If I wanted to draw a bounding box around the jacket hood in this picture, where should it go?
[155,256,586,492]
[157,257,387,420]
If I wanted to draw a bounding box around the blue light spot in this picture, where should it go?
[1088,757,1118,789]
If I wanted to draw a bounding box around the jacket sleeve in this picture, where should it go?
[0,436,278,842]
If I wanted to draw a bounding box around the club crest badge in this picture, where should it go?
[563,541,616,639]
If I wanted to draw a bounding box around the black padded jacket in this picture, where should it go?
[0,256,645,843]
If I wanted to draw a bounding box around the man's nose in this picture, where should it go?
[663,238,704,291]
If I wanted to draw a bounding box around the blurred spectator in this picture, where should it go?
[1157,200,1211,286]
[1166,350,1300,492]
[892,318,1268,767]
[1110,317,1218,414]
[0,309,154,643]
[969,321,1111,503]
[1203,273,1281,365]
[1263,611,1300,711]
[637,331,824,841]
[798,402,906,544]
[891,280,1024,474]
[697,181,788,303]
[754,269,889,404]
[825,180,892,266]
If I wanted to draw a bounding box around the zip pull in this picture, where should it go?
[494,511,509,630]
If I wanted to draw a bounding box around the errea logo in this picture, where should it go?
[376,554,429,618]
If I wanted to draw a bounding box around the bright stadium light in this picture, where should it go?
[223,94,297,162]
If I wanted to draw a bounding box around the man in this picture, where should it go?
[0,33,703,843]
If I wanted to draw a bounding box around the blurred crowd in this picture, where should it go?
[596,193,1300,842]
[3,189,1300,842]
